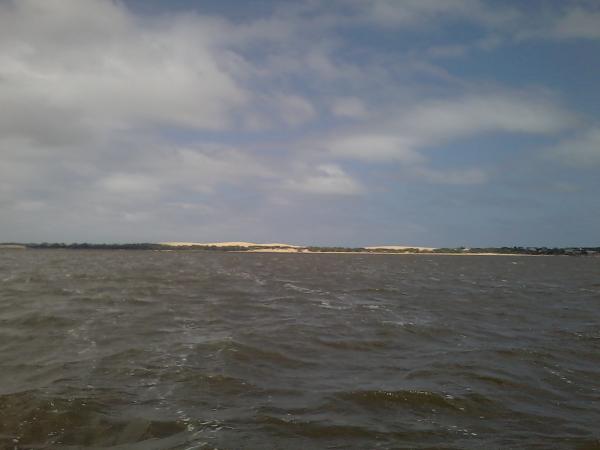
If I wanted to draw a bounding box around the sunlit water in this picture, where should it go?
[1,250,599,449]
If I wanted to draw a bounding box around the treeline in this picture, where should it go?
[306,246,366,252]
[307,246,600,255]
[24,242,164,250]
[19,243,291,251]
[432,247,600,255]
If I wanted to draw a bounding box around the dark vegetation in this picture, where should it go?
[432,246,600,255]
[306,246,366,252]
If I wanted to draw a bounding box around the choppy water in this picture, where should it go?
[1,250,599,449]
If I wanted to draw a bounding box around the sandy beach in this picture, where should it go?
[160,242,300,248]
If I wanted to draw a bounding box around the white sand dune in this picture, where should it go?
[161,242,437,251]
[160,241,300,248]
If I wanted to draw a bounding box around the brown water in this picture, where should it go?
[1,250,599,449]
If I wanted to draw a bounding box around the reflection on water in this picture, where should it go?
[1,250,599,449]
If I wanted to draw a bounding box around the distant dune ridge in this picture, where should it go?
[160,242,300,248]
[159,242,436,253]
[161,242,434,250]
[5,242,596,255]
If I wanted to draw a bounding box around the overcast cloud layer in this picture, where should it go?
[1,0,599,246]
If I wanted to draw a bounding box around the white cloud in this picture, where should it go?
[331,97,368,118]
[550,127,600,167]
[285,164,364,195]
[425,45,469,59]
[168,148,275,191]
[13,200,47,212]
[0,0,247,142]
[94,145,276,197]
[517,5,600,41]
[100,173,159,194]
[0,133,275,214]
[328,134,423,162]
[365,2,600,44]
[403,92,574,141]
[275,94,317,126]
[424,35,503,60]
[553,7,600,39]
[362,0,517,28]
[325,91,575,162]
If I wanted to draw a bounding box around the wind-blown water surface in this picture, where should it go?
[1,250,599,449]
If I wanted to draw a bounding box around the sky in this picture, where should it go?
[1,0,599,247]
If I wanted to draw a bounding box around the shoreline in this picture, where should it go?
[236,249,545,256]
[2,242,596,256]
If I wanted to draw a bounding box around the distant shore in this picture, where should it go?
[1,242,598,256]
[239,249,543,256]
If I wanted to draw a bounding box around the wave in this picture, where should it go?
[333,389,500,414]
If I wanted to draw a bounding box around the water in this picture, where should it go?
[1,250,599,449]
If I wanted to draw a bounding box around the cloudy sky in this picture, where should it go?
[1,0,599,246]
